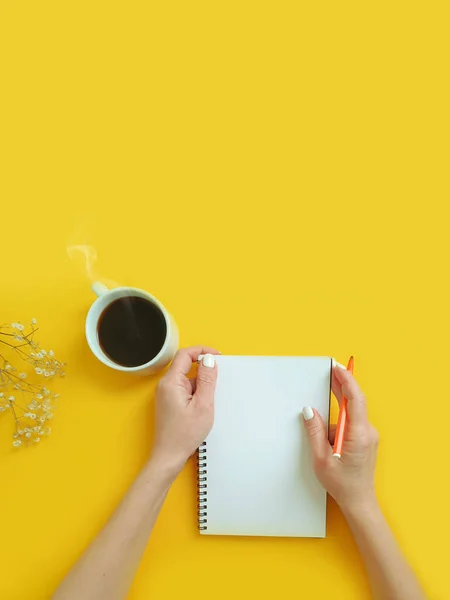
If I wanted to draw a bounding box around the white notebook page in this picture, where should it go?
[201,356,331,537]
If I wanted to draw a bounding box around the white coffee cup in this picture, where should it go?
[86,281,179,374]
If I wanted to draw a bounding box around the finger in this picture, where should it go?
[333,367,368,425]
[328,424,337,445]
[194,353,218,406]
[169,346,220,376]
[189,377,197,394]
[302,407,332,464]
[331,368,343,405]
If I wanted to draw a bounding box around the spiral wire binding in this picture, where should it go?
[197,441,207,530]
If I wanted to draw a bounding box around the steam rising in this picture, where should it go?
[67,245,119,288]
[67,245,99,281]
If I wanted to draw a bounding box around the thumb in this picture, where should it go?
[302,406,332,464]
[194,354,218,405]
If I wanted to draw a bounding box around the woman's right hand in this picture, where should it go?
[302,366,379,515]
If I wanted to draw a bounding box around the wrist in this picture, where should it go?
[340,493,380,523]
[146,451,187,484]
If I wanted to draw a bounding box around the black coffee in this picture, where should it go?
[97,296,167,367]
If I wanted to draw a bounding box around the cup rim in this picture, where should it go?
[85,286,173,372]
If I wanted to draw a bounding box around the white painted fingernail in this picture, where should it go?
[202,354,215,368]
[302,406,314,421]
[332,359,346,369]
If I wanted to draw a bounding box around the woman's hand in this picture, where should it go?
[303,366,425,599]
[302,366,379,514]
[52,345,220,600]
[151,346,219,477]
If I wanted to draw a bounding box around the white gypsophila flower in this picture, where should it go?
[0,327,63,447]
[33,437,40,443]
[31,318,37,325]
[13,440,22,447]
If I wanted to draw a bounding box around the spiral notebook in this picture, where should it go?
[197,356,331,537]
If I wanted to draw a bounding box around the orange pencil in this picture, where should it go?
[332,356,354,459]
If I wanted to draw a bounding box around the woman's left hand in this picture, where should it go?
[151,346,219,476]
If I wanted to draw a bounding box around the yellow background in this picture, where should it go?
[0,1,449,598]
